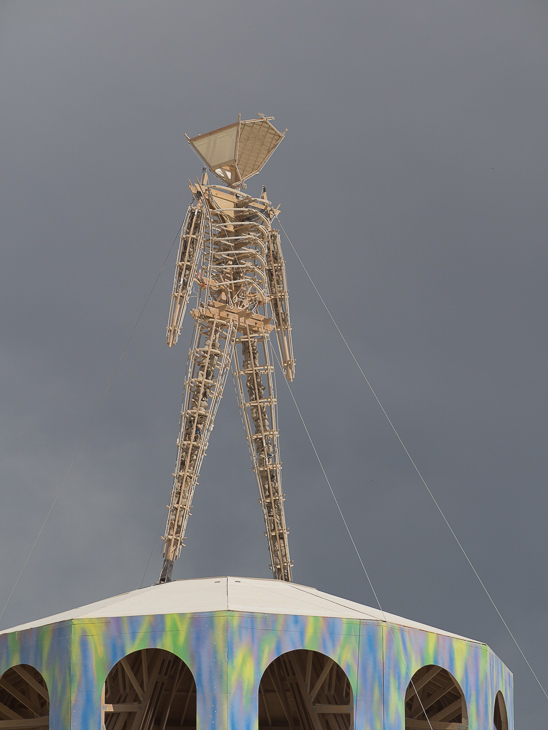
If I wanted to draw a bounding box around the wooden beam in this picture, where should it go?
[178,682,194,730]
[158,663,181,730]
[259,683,272,728]
[309,658,334,702]
[285,656,323,730]
[0,704,20,722]
[405,723,467,730]
[268,665,296,730]
[112,710,129,730]
[305,653,313,695]
[313,704,352,714]
[410,681,457,720]
[0,718,48,729]
[103,704,142,713]
[120,659,145,702]
[0,680,42,717]
[405,667,443,700]
[430,699,462,723]
[141,653,148,693]
[9,670,47,703]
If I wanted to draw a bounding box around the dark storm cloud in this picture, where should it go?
[1,0,548,724]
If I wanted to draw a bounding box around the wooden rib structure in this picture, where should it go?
[259,650,352,730]
[405,665,468,730]
[0,665,49,730]
[102,649,196,730]
[159,120,295,585]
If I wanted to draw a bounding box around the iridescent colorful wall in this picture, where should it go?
[0,611,513,730]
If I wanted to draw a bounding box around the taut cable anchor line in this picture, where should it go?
[158,115,295,585]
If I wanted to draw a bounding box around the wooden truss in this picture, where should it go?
[259,650,352,730]
[159,163,295,584]
[405,665,468,730]
[0,665,49,730]
[102,649,196,730]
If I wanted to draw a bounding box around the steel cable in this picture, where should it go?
[276,215,548,702]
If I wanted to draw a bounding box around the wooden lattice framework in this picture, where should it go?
[0,665,49,730]
[159,116,295,584]
[102,649,196,730]
[259,650,353,730]
[405,665,467,730]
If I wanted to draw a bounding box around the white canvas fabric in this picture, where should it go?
[0,577,478,643]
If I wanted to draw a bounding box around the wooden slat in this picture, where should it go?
[103,703,142,713]
[0,703,20,722]
[111,709,129,730]
[409,680,457,720]
[120,659,145,702]
[314,704,352,714]
[259,683,272,728]
[157,663,181,730]
[178,676,194,729]
[9,671,47,704]
[289,655,323,730]
[268,664,296,730]
[405,667,443,700]
[429,698,462,723]
[0,680,42,718]
[405,722,467,730]
[309,659,334,702]
[0,718,48,729]
[305,653,313,695]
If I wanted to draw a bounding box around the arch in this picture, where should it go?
[258,649,353,730]
[102,648,196,730]
[405,665,468,730]
[0,664,49,729]
[493,691,508,730]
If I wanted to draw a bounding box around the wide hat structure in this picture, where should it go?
[186,115,286,187]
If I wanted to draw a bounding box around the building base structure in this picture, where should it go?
[0,577,512,730]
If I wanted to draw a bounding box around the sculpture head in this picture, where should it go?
[186,114,286,188]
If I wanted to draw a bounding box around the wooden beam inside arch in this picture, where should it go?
[102,649,196,730]
[0,720,49,729]
[259,650,353,730]
[405,666,466,730]
[0,666,49,730]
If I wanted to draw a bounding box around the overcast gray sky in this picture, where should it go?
[1,0,548,725]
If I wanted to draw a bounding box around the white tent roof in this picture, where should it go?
[0,577,478,642]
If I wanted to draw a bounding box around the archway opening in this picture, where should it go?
[493,691,508,730]
[405,665,467,730]
[102,648,196,730]
[259,649,353,730]
[0,664,49,729]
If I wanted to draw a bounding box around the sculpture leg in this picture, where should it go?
[234,327,292,581]
[160,315,235,583]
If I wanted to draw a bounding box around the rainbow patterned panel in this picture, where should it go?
[383,623,513,730]
[0,610,513,730]
[0,621,72,730]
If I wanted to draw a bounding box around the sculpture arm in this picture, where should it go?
[166,200,205,347]
[266,228,295,381]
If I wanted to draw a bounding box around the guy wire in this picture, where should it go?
[273,351,436,730]
[275,216,548,701]
[276,354,385,618]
